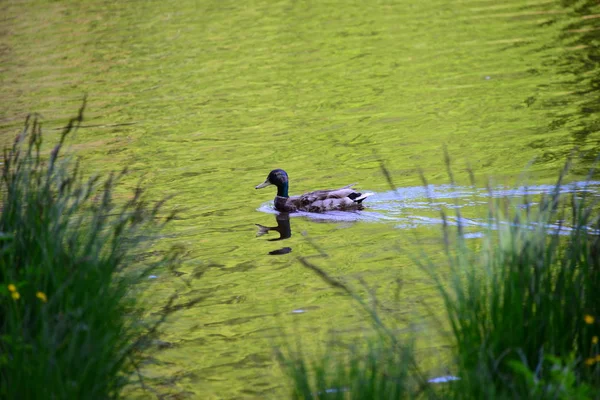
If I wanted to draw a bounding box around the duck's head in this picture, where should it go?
[256,169,289,197]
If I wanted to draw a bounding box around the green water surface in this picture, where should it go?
[1,0,599,398]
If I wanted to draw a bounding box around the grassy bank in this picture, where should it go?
[0,106,179,399]
[280,159,600,399]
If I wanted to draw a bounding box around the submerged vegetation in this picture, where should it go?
[0,106,182,399]
[280,158,600,399]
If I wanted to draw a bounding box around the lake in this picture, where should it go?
[1,0,599,398]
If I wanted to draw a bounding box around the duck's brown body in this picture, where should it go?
[274,184,369,212]
[256,169,373,213]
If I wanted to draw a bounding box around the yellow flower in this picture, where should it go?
[593,336,599,345]
[584,315,595,324]
[585,357,596,366]
[596,355,600,362]
[11,291,20,300]
[8,284,16,292]
[36,292,48,303]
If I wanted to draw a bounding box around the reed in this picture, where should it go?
[0,104,179,399]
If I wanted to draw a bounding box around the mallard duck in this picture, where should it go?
[255,169,374,213]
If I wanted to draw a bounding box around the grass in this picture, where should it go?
[278,257,432,400]
[277,335,423,400]
[279,157,600,399]
[0,103,181,399]
[424,158,600,398]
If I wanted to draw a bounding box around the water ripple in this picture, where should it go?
[258,181,600,236]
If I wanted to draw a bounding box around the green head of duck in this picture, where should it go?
[255,169,289,197]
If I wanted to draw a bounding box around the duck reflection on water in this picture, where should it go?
[255,212,292,255]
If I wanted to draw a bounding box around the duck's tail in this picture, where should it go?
[255,224,270,237]
[353,192,375,203]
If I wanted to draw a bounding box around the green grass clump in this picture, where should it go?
[426,161,600,398]
[277,336,423,400]
[280,159,600,399]
[0,105,177,399]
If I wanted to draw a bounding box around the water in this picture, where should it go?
[1,0,599,398]
[258,181,600,234]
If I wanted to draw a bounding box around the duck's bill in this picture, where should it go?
[255,180,272,189]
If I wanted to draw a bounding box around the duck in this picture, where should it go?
[255,169,374,213]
